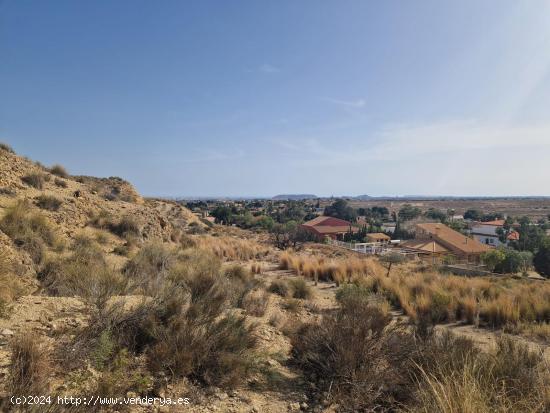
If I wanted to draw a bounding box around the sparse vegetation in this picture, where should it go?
[89,210,141,239]
[0,251,24,316]
[82,248,259,390]
[49,164,69,178]
[0,187,16,196]
[35,194,63,211]
[242,289,269,317]
[0,142,15,153]
[268,280,290,297]
[54,177,68,188]
[288,277,313,299]
[195,235,269,261]
[8,333,51,396]
[0,200,59,264]
[292,288,550,412]
[40,237,127,308]
[21,173,45,189]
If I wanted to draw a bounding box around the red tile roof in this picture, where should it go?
[302,216,353,227]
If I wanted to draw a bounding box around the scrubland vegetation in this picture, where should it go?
[49,164,69,178]
[3,147,550,412]
[194,235,270,261]
[0,252,24,316]
[281,252,550,331]
[0,200,60,264]
[21,173,45,189]
[35,194,63,211]
[280,250,379,283]
[292,284,550,412]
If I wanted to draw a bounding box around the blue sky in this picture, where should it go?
[2,1,550,197]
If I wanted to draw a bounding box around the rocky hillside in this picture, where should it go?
[0,144,202,290]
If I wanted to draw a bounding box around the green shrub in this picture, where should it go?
[40,239,127,308]
[289,278,313,299]
[336,283,375,309]
[89,251,258,389]
[124,243,176,291]
[223,264,258,307]
[21,173,45,189]
[534,240,550,278]
[291,300,414,411]
[35,195,62,211]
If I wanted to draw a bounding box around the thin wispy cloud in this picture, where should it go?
[273,119,550,165]
[323,97,366,108]
[259,63,280,74]
[179,149,245,164]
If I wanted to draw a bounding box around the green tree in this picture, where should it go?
[398,204,422,222]
[210,205,233,225]
[424,208,448,223]
[494,248,533,274]
[464,209,482,221]
[534,239,550,278]
[324,199,357,222]
[480,249,506,272]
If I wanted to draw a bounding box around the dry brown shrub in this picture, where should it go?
[8,333,51,396]
[242,290,269,317]
[268,279,290,297]
[49,164,69,178]
[21,173,45,189]
[35,194,62,211]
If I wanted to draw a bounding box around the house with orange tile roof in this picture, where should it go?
[402,222,490,262]
[300,216,357,240]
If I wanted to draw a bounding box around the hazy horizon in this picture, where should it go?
[3,1,550,197]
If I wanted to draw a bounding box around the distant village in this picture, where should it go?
[184,197,550,277]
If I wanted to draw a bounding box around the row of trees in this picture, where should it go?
[209,200,317,230]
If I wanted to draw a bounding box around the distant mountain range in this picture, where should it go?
[272,194,318,200]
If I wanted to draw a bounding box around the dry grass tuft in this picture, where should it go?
[292,285,550,412]
[242,290,269,317]
[35,194,63,211]
[21,173,45,189]
[49,164,69,178]
[0,252,24,316]
[251,262,262,274]
[54,177,68,188]
[268,280,290,297]
[288,278,313,299]
[0,200,59,264]
[8,333,51,396]
[195,235,269,261]
[280,252,381,285]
